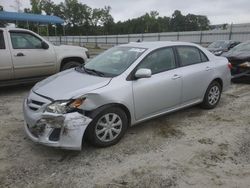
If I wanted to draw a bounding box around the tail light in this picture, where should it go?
[228,62,233,69]
[85,51,90,59]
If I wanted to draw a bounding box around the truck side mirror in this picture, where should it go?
[41,41,49,49]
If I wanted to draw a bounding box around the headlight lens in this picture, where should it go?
[239,62,250,68]
[45,98,85,114]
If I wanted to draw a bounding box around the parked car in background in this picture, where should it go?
[0,28,89,86]
[207,40,240,56]
[23,41,231,150]
[222,41,250,78]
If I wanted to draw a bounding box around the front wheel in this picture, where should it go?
[201,81,222,109]
[85,107,128,147]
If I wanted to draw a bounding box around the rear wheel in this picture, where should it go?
[85,107,128,147]
[201,81,222,109]
[61,61,81,71]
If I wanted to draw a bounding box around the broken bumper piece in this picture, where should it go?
[24,108,92,150]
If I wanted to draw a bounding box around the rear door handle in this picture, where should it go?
[205,66,212,71]
[15,52,25,57]
[172,74,181,80]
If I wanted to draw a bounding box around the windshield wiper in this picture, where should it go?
[76,65,110,77]
[81,66,105,77]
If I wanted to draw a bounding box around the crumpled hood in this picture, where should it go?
[222,51,250,61]
[32,69,111,100]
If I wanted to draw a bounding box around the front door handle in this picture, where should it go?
[15,52,25,57]
[172,74,181,80]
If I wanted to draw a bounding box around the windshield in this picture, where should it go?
[208,41,229,49]
[83,46,146,77]
[229,42,250,52]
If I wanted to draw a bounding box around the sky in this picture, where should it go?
[1,0,250,25]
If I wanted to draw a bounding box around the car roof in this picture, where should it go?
[120,41,201,50]
[212,40,240,43]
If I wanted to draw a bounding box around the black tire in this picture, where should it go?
[201,81,222,109]
[61,61,81,71]
[85,106,128,147]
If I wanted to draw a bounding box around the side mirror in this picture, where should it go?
[135,68,152,79]
[228,43,238,50]
[41,41,49,49]
[228,45,233,50]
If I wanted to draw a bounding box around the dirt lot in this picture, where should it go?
[0,81,250,188]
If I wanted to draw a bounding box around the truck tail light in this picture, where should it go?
[228,62,233,69]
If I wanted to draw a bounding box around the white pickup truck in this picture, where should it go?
[0,28,89,86]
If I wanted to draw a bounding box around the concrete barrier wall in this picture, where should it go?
[43,23,250,47]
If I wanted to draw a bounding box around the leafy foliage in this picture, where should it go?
[1,0,210,35]
[0,4,8,27]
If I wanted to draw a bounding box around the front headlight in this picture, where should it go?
[45,98,85,114]
[239,62,250,68]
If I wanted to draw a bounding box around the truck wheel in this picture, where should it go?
[61,61,81,71]
[85,106,128,147]
[200,81,222,109]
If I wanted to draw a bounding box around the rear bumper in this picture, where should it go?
[231,70,250,79]
[231,65,250,78]
[23,92,92,150]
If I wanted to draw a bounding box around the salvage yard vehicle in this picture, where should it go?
[0,28,89,86]
[222,41,250,79]
[23,41,231,150]
[207,40,240,56]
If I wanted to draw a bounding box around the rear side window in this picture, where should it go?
[137,47,176,74]
[200,51,209,62]
[0,31,5,49]
[177,46,208,66]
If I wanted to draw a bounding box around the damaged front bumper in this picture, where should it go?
[23,91,92,150]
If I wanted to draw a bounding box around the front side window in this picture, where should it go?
[137,47,176,74]
[10,32,42,49]
[177,46,207,66]
[0,31,5,49]
[84,46,146,77]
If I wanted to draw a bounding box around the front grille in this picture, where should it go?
[49,128,61,141]
[27,99,45,111]
[31,100,44,106]
[29,107,38,111]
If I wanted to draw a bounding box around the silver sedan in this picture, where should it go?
[23,41,231,150]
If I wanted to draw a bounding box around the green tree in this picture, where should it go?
[196,15,210,30]
[30,0,42,14]
[185,14,199,31]
[100,6,114,34]
[40,0,55,15]
[157,16,170,32]
[0,4,8,27]
[170,10,185,31]
[18,1,211,35]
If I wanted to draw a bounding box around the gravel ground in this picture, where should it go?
[0,80,250,188]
